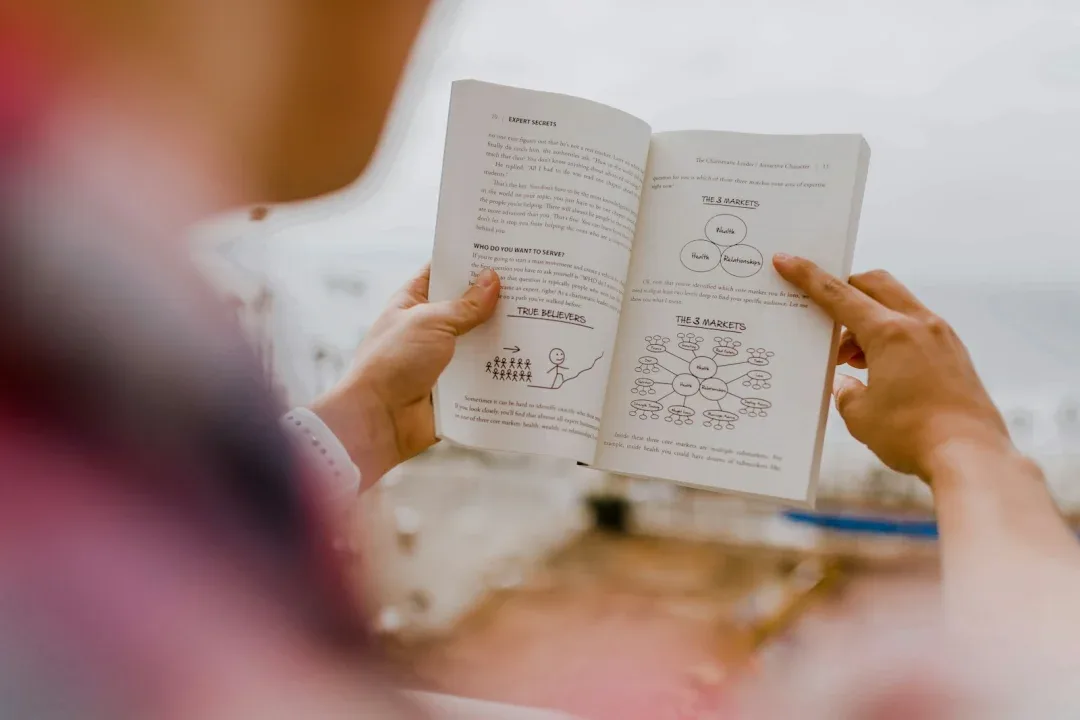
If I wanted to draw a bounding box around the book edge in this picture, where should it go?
[806,136,873,506]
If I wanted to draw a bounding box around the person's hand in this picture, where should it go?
[772,254,1012,480]
[312,264,500,485]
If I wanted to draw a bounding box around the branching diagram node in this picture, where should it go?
[629,332,775,431]
[680,213,763,279]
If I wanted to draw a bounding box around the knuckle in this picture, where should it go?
[412,303,453,330]
[458,294,482,314]
[874,316,912,343]
[861,268,893,285]
[411,303,438,322]
[819,276,849,303]
[922,314,951,337]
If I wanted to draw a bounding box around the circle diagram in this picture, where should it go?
[672,374,702,396]
[700,377,728,401]
[680,239,722,273]
[689,356,718,379]
[681,213,763,279]
[628,333,776,430]
[632,377,659,396]
[704,214,747,245]
[630,398,662,420]
[745,369,772,391]
[720,244,763,278]
[636,356,661,374]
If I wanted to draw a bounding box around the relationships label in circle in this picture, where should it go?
[720,243,763,278]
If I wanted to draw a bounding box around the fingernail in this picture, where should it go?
[476,267,497,288]
[773,253,792,265]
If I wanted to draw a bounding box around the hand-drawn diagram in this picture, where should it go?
[680,213,763,279]
[485,355,534,384]
[487,347,602,390]
[629,332,774,430]
[547,348,567,388]
[529,347,604,390]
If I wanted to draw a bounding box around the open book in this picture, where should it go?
[429,80,870,505]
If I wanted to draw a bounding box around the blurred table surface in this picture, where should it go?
[390,530,935,720]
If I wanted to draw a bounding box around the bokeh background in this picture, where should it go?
[191,1,1080,716]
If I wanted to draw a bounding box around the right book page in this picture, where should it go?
[594,130,871,504]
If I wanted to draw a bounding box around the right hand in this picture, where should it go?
[772,254,1013,480]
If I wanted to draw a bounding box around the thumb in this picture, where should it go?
[435,268,501,336]
[832,372,869,432]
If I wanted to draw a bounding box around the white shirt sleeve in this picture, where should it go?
[280,407,362,500]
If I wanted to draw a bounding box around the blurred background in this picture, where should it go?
[190,0,1080,716]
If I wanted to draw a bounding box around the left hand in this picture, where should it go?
[312,264,500,485]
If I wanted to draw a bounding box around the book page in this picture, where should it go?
[595,131,869,503]
[430,81,651,462]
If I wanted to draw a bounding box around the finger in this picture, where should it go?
[845,353,868,370]
[836,330,860,365]
[430,267,500,336]
[396,263,432,309]
[832,373,869,432]
[848,269,927,315]
[836,330,868,369]
[773,254,886,333]
[836,342,867,369]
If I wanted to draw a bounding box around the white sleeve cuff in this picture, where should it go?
[281,407,362,499]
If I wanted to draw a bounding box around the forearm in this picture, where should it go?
[309,383,398,489]
[928,440,1080,633]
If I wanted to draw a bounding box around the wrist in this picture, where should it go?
[310,378,399,485]
[922,435,1032,490]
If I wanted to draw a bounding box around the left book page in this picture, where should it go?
[429,80,652,463]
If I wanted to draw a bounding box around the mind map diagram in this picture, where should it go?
[629,332,774,430]
[680,213,763,279]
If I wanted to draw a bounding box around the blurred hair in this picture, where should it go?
[17,0,434,201]
[0,2,440,715]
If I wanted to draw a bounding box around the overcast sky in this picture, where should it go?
[229,0,1070,284]
[203,0,1080,289]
